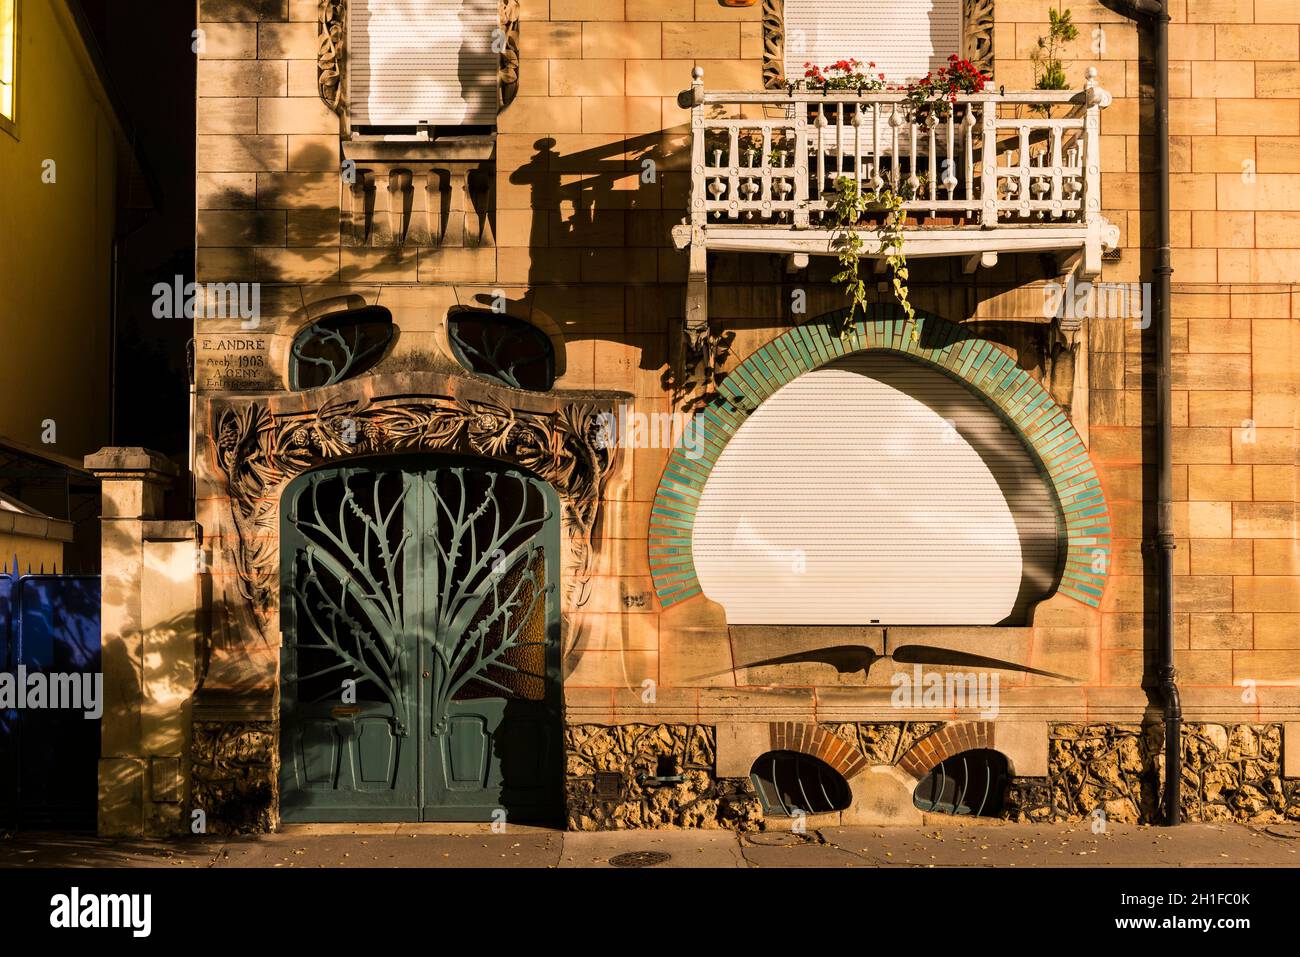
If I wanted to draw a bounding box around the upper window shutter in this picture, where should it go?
[782,0,963,84]
[349,0,499,127]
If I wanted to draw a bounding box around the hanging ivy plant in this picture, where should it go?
[827,174,920,341]
[818,54,992,342]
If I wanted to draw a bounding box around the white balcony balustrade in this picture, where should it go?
[672,67,1119,279]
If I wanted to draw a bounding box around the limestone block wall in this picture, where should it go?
[187,0,1299,830]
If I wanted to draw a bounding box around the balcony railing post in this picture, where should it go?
[690,67,707,230]
[793,108,810,228]
[1083,67,1111,232]
[980,101,998,228]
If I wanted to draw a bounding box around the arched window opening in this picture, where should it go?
[749,750,853,816]
[912,748,1009,817]
[448,311,556,392]
[691,351,1062,625]
[289,306,394,391]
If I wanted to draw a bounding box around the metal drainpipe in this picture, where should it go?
[1108,0,1179,825]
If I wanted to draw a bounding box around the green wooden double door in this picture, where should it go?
[279,459,562,823]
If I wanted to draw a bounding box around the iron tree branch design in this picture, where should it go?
[214,393,617,641]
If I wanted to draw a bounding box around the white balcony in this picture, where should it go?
[672,67,1119,281]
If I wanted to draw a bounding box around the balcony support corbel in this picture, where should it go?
[1041,256,1095,442]
[684,237,709,364]
[1045,308,1085,428]
[670,222,713,406]
[963,250,998,274]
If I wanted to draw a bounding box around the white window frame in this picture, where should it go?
[0,0,20,139]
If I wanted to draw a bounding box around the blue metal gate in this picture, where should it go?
[0,568,101,831]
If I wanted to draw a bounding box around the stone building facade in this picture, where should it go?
[91,0,1299,835]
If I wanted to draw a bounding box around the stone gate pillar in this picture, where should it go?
[85,447,198,837]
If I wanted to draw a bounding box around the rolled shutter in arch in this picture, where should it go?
[349,0,498,127]
[783,0,963,84]
[647,308,1112,612]
[692,353,1061,625]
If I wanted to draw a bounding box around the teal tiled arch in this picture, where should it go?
[648,306,1112,610]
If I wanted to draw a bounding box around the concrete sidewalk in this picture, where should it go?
[3,821,1299,868]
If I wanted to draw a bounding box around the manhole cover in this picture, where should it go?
[609,851,671,868]
[1265,825,1300,841]
[743,830,821,847]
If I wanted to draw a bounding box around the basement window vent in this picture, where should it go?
[289,306,395,391]
[593,772,622,802]
[749,750,852,816]
[912,748,1009,817]
[449,311,556,392]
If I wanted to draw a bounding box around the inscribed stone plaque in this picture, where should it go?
[196,334,277,392]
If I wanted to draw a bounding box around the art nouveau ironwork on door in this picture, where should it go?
[279,458,561,823]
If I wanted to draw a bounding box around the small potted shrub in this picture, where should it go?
[1031,7,1080,120]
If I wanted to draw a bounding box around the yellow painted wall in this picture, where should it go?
[0,531,62,572]
[0,0,116,459]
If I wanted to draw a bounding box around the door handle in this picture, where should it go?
[423,671,430,678]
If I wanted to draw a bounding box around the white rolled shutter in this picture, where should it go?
[691,354,1061,626]
[349,0,498,127]
[783,0,963,84]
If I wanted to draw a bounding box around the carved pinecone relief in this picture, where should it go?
[215,395,617,625]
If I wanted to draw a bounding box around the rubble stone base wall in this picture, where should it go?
[565,724,761,831]
[1005,722,1300,825]
[191,721,277,835]
[187,718,1298,831]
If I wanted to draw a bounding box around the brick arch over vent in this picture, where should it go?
[769,722,869,780]
[897,721,998,780]
[647,306,1111,609]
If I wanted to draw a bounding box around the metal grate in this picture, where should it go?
[912,749,1009,817]
[289,306,394,390]
[749,750,852,816]
[783,0,963,84]
[349,0,498,128]
[693,353,1062,626]
[448,311,556,392]
[593,772,623,802]
[609,851,671,868]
